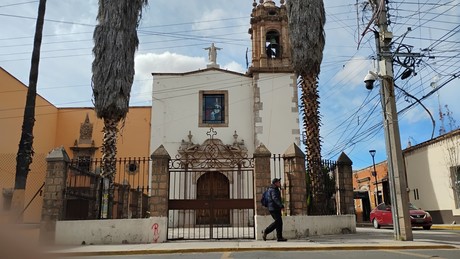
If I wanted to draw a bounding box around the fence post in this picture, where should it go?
[39,147,70,244]
[253,144,271,216]
[121,182,131,218]
[335,152,355,215]
[149,145,170,217]
[283,143,308,215]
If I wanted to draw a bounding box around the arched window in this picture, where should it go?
[265,30,280,58]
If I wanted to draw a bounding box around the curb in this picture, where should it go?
[47,244,458,257]
[357,224,460,230]
[431,225,460,230]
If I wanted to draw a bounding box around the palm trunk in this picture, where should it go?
[13,0,46,221]
[101,118,119,218]
[92,1,148,218]
[300,74,325,215]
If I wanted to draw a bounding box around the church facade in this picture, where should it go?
[151,0,299,159]
[149,0,301,237]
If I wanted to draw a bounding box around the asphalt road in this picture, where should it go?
[64,228,460,259]
[67,249,460,259]
[362,227,460,247]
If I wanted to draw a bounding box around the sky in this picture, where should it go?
[1,0,459,170]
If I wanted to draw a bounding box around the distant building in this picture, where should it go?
[353,129,460,224]
[404,129,460,224]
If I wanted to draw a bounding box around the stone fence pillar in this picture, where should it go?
[39,147,70,244]
[283,143,307,215]
[335,152,354,215]
[253,144,271,216]
[149,145,170,217]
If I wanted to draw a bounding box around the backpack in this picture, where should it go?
[261,188,270,207]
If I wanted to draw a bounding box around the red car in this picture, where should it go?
[370,202,433,230]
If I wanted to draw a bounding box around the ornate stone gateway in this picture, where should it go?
[167,128,255,240]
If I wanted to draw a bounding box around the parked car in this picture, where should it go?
[370,202,432,230]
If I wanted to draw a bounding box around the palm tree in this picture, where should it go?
[14,0,47,221]
[286,0,326,215]
[92,0,148,218]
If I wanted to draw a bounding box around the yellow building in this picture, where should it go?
[0,67,151,223]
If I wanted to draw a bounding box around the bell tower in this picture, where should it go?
[248,0,292,74]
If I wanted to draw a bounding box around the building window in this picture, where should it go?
[77,156,91,172]
[199,91,228,127]
[452,166,460,209]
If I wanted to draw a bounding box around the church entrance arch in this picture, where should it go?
[167,128,255,240]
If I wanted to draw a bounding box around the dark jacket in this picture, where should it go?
[267,184,284,211]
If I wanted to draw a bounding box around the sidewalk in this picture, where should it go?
[358,223,460,230]
[43,226,460,257]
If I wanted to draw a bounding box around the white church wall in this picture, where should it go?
[255,73,300,155]
[151,70,254,157]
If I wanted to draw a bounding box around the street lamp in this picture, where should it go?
[369,149,379,207]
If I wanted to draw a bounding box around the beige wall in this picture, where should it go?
[404,132,460,216]
[0,67,152,223]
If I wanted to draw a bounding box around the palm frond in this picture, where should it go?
[286,0,326,76]
[91,0,148,121]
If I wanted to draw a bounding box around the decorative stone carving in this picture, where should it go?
[70,113,98,158]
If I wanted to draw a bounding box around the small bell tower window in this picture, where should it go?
[266,31,280,59]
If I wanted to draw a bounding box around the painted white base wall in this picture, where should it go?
[55,215,355,245]
[255,215,356,240]
[55,217,167,245]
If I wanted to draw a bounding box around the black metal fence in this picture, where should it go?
[64,157,150,220]
[306,159,337,215]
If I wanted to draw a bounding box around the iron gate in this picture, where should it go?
[167,129,255,240]
[63,157,150,220]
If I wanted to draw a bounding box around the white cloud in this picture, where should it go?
[132,52,206,104]
[192,9,227,33]
[222,61,245,74]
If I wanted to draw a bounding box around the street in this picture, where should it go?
[66,249,460,259]
[358,227,460,247]
[59,227,460,258]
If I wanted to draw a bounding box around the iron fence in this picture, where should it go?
[64,157,150,220]
[306,159,337,215]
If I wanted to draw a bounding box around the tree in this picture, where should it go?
[286,0,326,214]
[92,0,148,218]
[13,0,47,221]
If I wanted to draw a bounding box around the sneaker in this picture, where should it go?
[262,230,267,241]
[277,237,287,242]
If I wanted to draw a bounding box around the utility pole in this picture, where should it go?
[370,0,413,241]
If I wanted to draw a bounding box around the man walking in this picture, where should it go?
[262,178,287,242]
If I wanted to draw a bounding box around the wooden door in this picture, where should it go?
[196,172,230,225]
